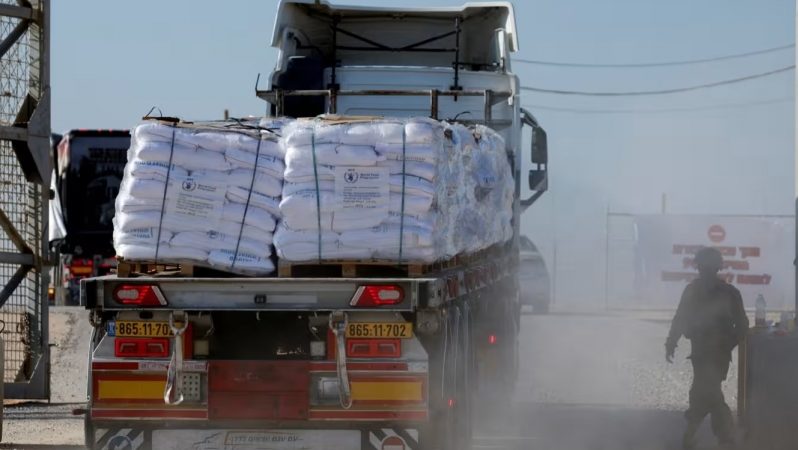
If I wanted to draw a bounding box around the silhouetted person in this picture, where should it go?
[666,247,748,449]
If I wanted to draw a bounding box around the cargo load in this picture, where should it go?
[113,120,284,275]
[274,116,514,263]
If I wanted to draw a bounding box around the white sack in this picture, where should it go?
[171,231,272,255]
[225,148,285,178]
[115,243,209,262]
[131,140,231,172]
[208,249,275,274]
[134,122,283,158]
[284,143,381,167]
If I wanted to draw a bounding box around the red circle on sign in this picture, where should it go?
[708,225,726,243]
[381,435,406,450]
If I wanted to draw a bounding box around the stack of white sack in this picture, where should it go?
[113,120,286,275]
[274,117,514,262]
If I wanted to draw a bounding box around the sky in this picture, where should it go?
[51,0,795,306]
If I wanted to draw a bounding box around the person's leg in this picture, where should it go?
[707,356,735,444]
[684,358,712,449]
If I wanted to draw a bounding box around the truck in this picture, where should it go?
[519,236,551,314]
[81,2,549,449]
[49,130,130,305]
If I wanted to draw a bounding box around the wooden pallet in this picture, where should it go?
[116,259,196,278]
[277,256,463,278]
[276,244,510,279]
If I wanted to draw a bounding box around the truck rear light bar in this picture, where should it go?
[350,285,404,307]
[114,337,170,358]
[113,284,167,306]
[346,338,401,358]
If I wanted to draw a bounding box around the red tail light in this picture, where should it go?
[114,337,170,358]
[113,285,167,306]
[346,339,401,358]
[350,285,404,307]
[488,334,498,345]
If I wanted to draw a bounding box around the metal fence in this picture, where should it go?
[0,0,50,400]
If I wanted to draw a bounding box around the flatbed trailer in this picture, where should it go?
[82,2,549,449]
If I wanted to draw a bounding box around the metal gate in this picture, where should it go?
[0,0,50,400]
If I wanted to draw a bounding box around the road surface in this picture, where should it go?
[0,307,740,449]
[473,308,739,450]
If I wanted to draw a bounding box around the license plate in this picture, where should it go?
[113,320,173,338]
[346,322,413,339]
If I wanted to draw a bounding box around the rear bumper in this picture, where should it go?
[90,422,421,450]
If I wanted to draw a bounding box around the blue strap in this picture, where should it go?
[311,127,322,261]
[154,126,177,262]
[231,134,263,270]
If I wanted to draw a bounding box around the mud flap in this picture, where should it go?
[94,427,149,450]
[363,429,420,450]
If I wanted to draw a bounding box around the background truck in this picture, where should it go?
[49,129,130,305]
[519,235,551,314]
[81,2,548,449]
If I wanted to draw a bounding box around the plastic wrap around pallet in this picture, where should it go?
[274,116,514,263]
[113,120,283,275]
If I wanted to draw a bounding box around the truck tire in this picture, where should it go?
[420,304,474,450]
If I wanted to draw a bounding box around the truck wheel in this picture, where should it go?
[420,305,474,450]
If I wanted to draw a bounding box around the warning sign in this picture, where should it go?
[633,215,794,307]
[334,166,389,213]
[707,224,726,243]
[381,435,407,450]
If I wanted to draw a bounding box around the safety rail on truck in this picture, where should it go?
[82,2,548,450]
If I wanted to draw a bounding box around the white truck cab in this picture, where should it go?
[259,0,547,210]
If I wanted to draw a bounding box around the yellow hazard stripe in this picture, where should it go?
[350,381,423,402]
[97,380,165,400]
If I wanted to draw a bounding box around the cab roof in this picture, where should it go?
[271,1,518,53]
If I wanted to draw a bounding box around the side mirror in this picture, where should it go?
[520,108,548,210]
[529,169,548,192]
[531,123,548,165]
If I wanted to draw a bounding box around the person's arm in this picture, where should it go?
[666,285,691,362]
[730,287,749,348]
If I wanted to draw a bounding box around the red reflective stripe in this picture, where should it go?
[92,362,139,370]
[310,361,409,372]
[308,409,427,421]
[91,409,207,419]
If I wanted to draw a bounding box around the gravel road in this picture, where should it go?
[1,306,90,449]
[0,307,742,449]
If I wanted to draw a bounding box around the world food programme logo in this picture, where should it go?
[344,169,359,183]
[182,179,197,191]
